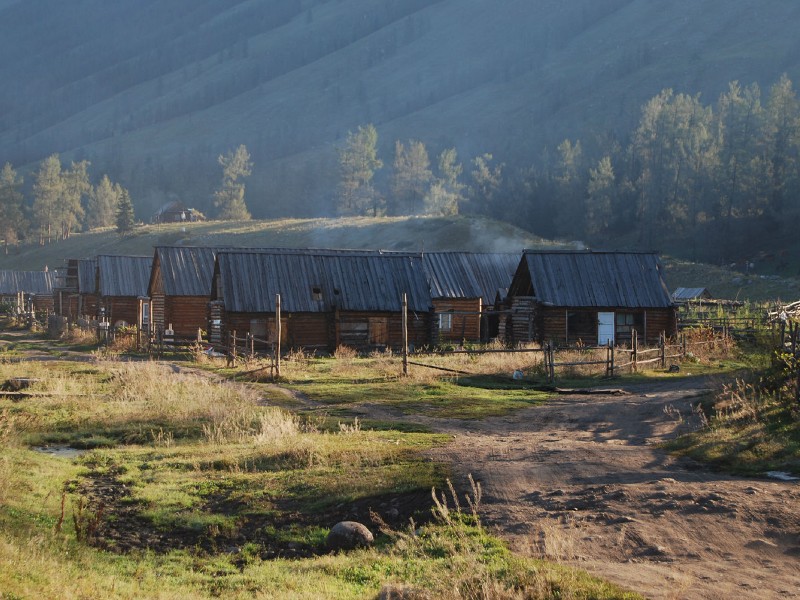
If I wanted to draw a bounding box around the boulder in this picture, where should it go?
[326,521,374,551]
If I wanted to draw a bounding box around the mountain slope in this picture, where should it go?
[1,0,798,221]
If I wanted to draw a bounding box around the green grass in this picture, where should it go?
[0,355,644,599]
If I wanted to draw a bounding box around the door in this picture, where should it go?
[598,312,615,346]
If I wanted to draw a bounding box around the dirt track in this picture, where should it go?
[423,376,800,599]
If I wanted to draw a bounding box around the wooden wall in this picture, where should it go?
[222,309,431,354]
[511,302,678,347]
[102,297,140,327]
[431,298,482,344]
[164,296,210,338]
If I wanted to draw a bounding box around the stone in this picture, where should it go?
[326,521,374,551]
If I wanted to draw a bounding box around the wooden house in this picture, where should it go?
[96,255,152,328]
[0,270,54,313]
[152,201,204,224]
[76,259,100,320]
[422,252,520,344]
[52,258,99,320]
[149,246,233,338]
[506,251,676,347]
[211,250,432,352]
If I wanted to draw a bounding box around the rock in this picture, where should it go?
[326,521,374,551]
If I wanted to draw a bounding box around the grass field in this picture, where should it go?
[0,332,648,599]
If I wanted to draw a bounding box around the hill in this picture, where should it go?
[1,0,798,222]
[0,216,563,270]
[0,216,798,303]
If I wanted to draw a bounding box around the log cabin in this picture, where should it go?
[96,255,152,328]
[148,246,234,338]
[422,252,520,344]
[211,250,432,353]
[0,270,54,313]
[506,251,676,347]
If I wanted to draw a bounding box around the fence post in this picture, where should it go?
[609,341,614,377]
[548,343,555,383]
[402,293,409,376]
[275,294,282,379]
[632,329,638,373]
[660,332,666,368]
[682,333,687,359]
[232,330,237,367]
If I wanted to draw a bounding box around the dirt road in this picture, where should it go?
[425,376,800,600]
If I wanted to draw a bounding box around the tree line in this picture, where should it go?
[336,74,800,262]
[0,155,136,251]
[0,144,253,252]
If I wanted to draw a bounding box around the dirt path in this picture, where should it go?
[423,376,800,600]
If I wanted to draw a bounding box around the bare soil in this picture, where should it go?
[418,375,800,600]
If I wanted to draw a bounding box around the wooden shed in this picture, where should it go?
[672,287,713,303]
[149,246,233,338]
[0,270,54,313]
[211,250,432,352]
[53,258,99,320]
[422,252,520,344]
[96,255,152,328]
[506,251,676,347]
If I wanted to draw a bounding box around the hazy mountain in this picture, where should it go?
[1,0,798,222]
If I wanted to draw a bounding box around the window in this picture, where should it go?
[439,312,453,331]
[141,302,150,327]
[311,286,322,301]
[615,312,643,341]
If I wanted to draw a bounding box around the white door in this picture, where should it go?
[598,312,615,346]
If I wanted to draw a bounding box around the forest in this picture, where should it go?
[334,74,800,265]
[1,73,799,267]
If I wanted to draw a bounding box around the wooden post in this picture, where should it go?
[275,294,282,379]
[609,341,615,377]
[250,332,255,358]
[402,293,408,376]
[136,298,143,350]
[197,328,202,343]
[232,330,237,367]
[660,332,666,368]
[632,329,638,373]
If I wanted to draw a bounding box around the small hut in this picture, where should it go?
[422,252,520,344]
[97,256,152,329]
[506,251,676,347]
[0,270,54,313]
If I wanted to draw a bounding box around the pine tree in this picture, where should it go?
[116,189,135,233]
[336,124,383,216]
[213,145,252,220]
[391,139,432,215]
[32,154,63,244]
[87,175,122,229]
[0,163,27,254]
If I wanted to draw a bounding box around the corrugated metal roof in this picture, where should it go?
[153,246,404,297]
[423,252,520,304]
[97,255,151,297]
[0,270,53,295]
[77,259,97,294]
[215,251,431,313]
[521,251,674,308]
[153,246,229,296]
[672,287,712,301]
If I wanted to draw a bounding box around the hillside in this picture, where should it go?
[1,216,798,303]
[0,216,562,270]
[1,0,798,222]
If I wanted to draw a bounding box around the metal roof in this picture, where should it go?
[672,287,712,301]
[152,246,230,296]
[520,251,674,308]
[422,252,520,304]
[77,259,98,294]
[97,255,152,297]
[215,250,431,313]
[0,270,53,295]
